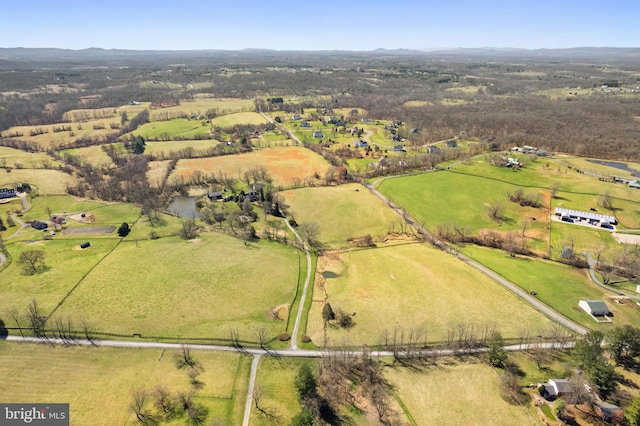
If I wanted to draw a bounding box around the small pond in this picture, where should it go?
[587,159,640,176]
[167,196,200,219]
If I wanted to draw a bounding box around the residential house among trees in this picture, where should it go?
[0,187,16,199]
[539,378,574,400]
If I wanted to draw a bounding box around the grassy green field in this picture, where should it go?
[23,195,139,226]
[387,359,535,426]
[52,233,301,341]
[307,242,556,347]
[461,245,640,331]
[280,183,400,248]
[0,342,247,426]
[0,238,120,318]
[251,357,315,425]
[170,147,330,188]
[0,146,62,169]
[144,140,221,155]
[131,118,212,140]
[377,169,549,235]
[61,146,114,169]
[148,98,254,121]
[0,169,77,194]
[211,111,268,127]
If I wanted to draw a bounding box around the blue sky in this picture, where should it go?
[1,0,638,50]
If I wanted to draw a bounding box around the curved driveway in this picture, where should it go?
[365,180,589,336]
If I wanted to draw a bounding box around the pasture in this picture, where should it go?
[169,147,330,188]
[144,140,221,156]
[306,243,556,347]
[148,98,254,121]
[377,169,550,235]
[24,195,139,226]
[129,118,212,140]
[461,245,640,331]
[211,111,268,127]
[251,358,315,425]
[0,238,120,320]
[387,360,535,426]
[51,234,301,341]
[0,146,62,169]
[146,160,172,188]
[0,342,247,426]
[60,145,114,168]
[280,183,400,248]
[0,169,76,194]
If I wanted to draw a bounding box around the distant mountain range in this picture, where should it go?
[1,46,639,65]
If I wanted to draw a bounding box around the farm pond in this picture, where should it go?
[166,196,200,218]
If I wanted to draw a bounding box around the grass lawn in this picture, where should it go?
[0,169,77,195]
[461,245,640,331]
[387,359,535,426]
[0,238,121,320]
[169,147,330,188]
[549,221,617,260]
[306,243,556,347]
[0,342,245,425]
[52,233,301,342]
[280,183,400,248]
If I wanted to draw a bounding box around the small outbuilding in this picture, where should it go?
[579,300,610,317]
[207,191,223,201]
[595,402,622,422]
[312,131,324,138]
[80,242,91,249]
[31,220,48,230]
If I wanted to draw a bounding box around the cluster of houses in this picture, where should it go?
[554,207,617,229]
[510,145,548,156]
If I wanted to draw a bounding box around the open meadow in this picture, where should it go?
[23,195,140,226]
[51,233,302,341]
[144,140,221,156]
[387,359,535,426]
[0,146,62,169]
[169,146,330,188]
[306,242,556,347]
[0,342,249,426]
[129,118,212,140]
[280,183,400,248]
[148,98,254,121]
[0,238,120,319]
[60,145,114,169]
[0,169,76,194]
[461,245,640,331]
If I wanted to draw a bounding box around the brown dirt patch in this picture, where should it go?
[612,233,640,244]
[271,304,290,320]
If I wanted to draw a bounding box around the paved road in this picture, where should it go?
[585,253,640,300]
[364,180,589,337]
[3,335,572,357]
[284,218,312,350]
[242,354,262,426]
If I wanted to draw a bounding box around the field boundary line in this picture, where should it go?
[47,217,141,318]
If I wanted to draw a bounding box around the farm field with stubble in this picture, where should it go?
[169,146,330,188]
